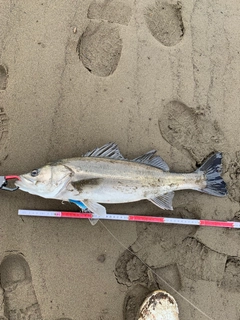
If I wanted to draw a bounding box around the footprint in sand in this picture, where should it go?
[0,67,9,159]
[115,248,150,288]
[177,237,227,282]
[0,108,9,160]
[0,65,8,91]
[0,253,42,320]
[220,257,240,292]
[227,151,240,202]
[77,0,132,77]
[144,0,184,46]
[154,264,181,292]
[158,100,225,163]
[115,221,187,320]
[0,253,72,320]
[115,214,235,318]
[116,251,182,320]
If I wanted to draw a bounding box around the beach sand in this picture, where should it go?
[0,0,239,319]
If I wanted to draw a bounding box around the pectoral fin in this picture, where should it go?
[148,192,174,210]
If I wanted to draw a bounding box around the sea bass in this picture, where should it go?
[15,143,227,224]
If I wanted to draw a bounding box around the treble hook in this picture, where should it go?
[0,175,19,191]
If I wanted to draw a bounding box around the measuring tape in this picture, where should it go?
[18,210,240,229]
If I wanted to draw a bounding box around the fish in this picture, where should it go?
[15,142,227,224]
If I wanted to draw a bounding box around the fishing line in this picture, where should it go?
[99,220,214,320]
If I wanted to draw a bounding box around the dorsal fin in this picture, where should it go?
[83,142,125,160]
[133,150,169,171]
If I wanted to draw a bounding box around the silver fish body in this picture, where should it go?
[15,143,227,222]
[55,158,205,203]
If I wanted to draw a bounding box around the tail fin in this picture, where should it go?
[197,152,227,197]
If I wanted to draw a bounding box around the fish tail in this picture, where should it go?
[197,152,227,197]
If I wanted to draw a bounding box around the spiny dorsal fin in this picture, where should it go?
[83,142,125,160]
[133,150,169,171]
[148,192,174,210]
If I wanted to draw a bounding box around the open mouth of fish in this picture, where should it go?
[15,176,36,191]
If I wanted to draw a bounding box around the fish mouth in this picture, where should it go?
[15,176,36,189]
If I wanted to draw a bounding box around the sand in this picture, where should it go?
[0,0,239,319]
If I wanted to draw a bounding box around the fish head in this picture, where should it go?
[15,163,73,198]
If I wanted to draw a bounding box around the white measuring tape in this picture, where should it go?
[18,210,240,229]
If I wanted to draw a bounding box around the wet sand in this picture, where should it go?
[0,0,240,319]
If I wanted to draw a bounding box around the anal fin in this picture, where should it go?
[148,192,174,210]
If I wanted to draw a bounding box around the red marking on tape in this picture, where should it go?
[61,212,93,219]
[200,220,234,228]
[129,215,165,223]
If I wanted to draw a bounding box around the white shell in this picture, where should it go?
[138,290,179,320]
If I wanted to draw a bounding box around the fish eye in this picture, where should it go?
[31,169,39,177]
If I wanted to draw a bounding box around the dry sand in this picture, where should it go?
[0,0,240,319]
